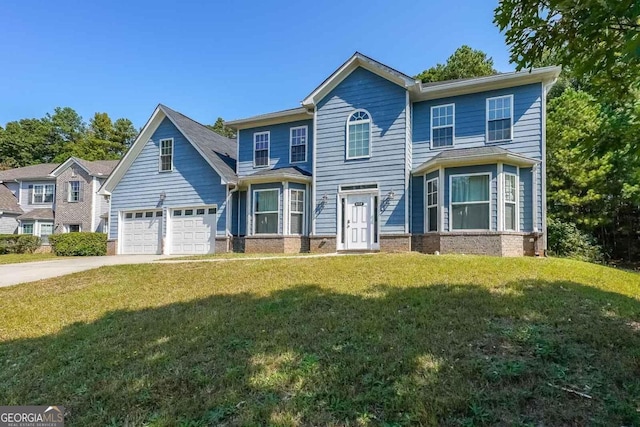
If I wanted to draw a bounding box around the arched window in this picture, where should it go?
[346,109,371,159]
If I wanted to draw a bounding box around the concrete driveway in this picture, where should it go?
[0,255,169,288]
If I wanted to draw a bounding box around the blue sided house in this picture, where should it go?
[99,52,560,256]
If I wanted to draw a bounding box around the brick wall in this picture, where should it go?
[215,237,231,253]
[309,235,337,253]
[107,240,117,255]
[380,234,411,252]
[54,166,94,233]
[411,232,540,257]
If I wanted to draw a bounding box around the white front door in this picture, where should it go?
[346,194,371,250]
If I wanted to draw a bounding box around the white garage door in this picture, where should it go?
[121,210,162,254]
[170,207,216,255]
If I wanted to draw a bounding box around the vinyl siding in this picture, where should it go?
[109,117,228,239]
[315,67,408,235]
[18,180,56,213]
[412,83,543,167]
[237,119,313,177]
[412,83,543,233]
[0,214,18,234]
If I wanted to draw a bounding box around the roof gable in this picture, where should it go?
[302,52,419,108]
[99,105,237,195]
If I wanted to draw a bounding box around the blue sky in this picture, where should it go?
[1,1,512,129]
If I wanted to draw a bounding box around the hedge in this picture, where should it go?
[0,234,42,254]
[547,217,603,263]
[49,232,107,256]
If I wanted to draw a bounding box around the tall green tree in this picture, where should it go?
[207,117,236,139]
[415,45,497,83]
[494,0,640,102]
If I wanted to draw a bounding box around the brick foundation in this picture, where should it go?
[107,240,117,255]
[412,232,541,257]
[309,235,337,253]
[215,237,231,253]
[379,234,411,252]
[244,236,310,253]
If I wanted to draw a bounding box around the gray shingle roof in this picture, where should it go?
[160,104,237,183]
[17,208,54,221]
[76,159,119,176]
[0,163,58,181]
[432,146,512,160]
[0,184,22,214]
[414,146,538,174]
[242,167,311,182]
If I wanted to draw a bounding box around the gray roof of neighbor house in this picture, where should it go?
[0,184,22,214]
[0,163,58,181]
[76,159,119,177]
[17,208,54,221]
[159,104,237,183]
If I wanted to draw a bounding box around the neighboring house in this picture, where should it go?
[100,52,559,257]
[0,158,118,243]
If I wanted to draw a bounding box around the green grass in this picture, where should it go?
[0,252,58,264]
[1,254,639,426]
[160,252,325,261]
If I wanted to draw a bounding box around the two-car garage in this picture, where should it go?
[120,206,217,255]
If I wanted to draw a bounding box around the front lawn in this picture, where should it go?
[0,252,58,264]
[0,254,639,426]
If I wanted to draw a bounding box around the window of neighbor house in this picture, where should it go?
[69,181,81,202]
[67,224,81,233]
[32,184,54,204]
[22,223,34,235]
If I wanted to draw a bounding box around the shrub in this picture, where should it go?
[49,232,107,256]
[0,234,42,254]
[547,218,603,263]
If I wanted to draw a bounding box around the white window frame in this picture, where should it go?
[426,177,438,232]
[449,172,492,231]
[253,131,270,168]
[503,172,519,231]
[68,181,81,202]
[21,222,34,235]
[289,126,308,164]
[430,103,455,149]
[66,224,82,233]
[32,184,55,204]
[486,95,514,143]
[253,188,280,234]
[159,138,174,172]
[346,109,372,160]
[289,189,305,235]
